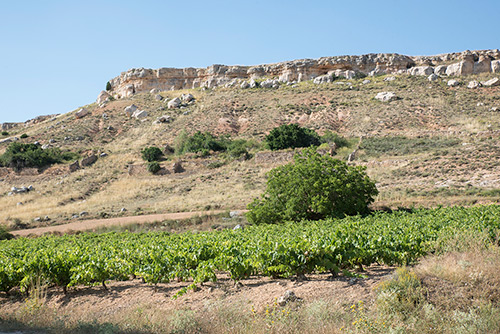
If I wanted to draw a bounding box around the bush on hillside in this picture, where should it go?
[1,131,8,136]
[141,146,163,162]
[147,161,161,174]
[0,226,13,240]
[265,124,321,150]
[174,131,228,155]
[320,130,349,149]
[20,134,28,139]
[0,143,78,171]
[247,148,378,224]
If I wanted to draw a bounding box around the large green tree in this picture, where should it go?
[247,148,378,224]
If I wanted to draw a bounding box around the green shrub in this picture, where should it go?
[247,148,378,224]
[0,225,13,240]
[0,142,78,171]
[226,139,252,159]
[147,161,161,174]
[265,124,320,150]
[320,130,349,148]
[106,81,112,91]
[20,133,28,139]
[141,146,163,162]
[174,131,227,155]
[1,131,8,136]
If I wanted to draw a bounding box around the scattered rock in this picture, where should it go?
[249,79,258,88]
[240,81,250,89]
[154,94,163,101]
[362,79,371,84]
[428,74,439,82]
[167,97,181,109]
[96,90,111,104]
[120,207,127,212]
[124,104,138,117]
[490,107,499,112]
[230,211,241,218]
[375,92,397,102]
[106,126,114,130]
[132,110,148,119]
[81,154,98,167]
[75,108,90,119]
[434,65,448,75]
[409,66,434,76]
[233,224,243,230]
[181,93,194,102]
[156,115,171,123]
[150,88,160,94]
[173,161,184,173]
[467,80,481,89]
[384,76,396,81]
[447,79,460,87]
[100,152,108,157]
[10,186,32,194]
[481,77,500,87]
[278,290,299,306]
[79,211,88,217]
[41,144,51,150]
[69,161,80,172]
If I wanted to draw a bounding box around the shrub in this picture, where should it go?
[247,148,378,224]
[1,131,8,136]
[20,133,28,139]
[0,225,13,240]
[174,131,227,155]
[147,161,161,174]
[141,146,163,162]
[320,130,349,148]
[265,124,320,150]
[0,142,78,171]
[106,81,112,91]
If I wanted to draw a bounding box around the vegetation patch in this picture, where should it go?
[0,142,78,171]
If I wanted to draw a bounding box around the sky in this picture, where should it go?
[0,0,499,123]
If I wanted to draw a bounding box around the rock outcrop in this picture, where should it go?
[102,49,500,99]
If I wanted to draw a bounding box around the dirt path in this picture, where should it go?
[10,210,241,237]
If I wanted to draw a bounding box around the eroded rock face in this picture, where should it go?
[104,49,500,98]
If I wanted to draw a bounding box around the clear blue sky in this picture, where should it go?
[1,0,498,123]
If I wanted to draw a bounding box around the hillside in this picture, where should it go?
[1,50,500,230]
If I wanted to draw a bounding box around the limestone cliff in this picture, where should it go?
[104,49,500,99]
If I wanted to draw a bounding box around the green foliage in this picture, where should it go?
[147,161,161,174]
[320,130,349,148]
[360,136,461,157]
[141,146,163,162]
[105,81,112,91]
[174,131,227,155]
[1,131,8,136]
[20,133,28,139]
[0,142,78,171]
[265,124,320,150]
[1,205,500,294]
[0,226,13,240]
[247,148,378,224]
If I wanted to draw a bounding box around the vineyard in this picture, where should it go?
[1,205,500,296]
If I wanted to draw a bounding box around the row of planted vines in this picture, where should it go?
[1,205,499,295]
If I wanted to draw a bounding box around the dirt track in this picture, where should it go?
[10,210,233,237]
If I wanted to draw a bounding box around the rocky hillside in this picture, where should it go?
[1,49,500,229]
[103,49,500,99]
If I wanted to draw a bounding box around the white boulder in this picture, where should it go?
[467,80,481,89]
[124,104,138,117]
[375,92,397,102]
[75,108,89,119]
[447,79,460,87]
[409,66,434,76]
[167,97,181,109]
[428,74,439,82]
[481,77,500,87]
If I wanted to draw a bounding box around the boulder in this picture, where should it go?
[409,66,434,76]
[492,60,500,73]
[428,74,439,82]
[173,161,184,173]
[154,94,163,101]
[156,115,171,123]
[434,65,448,75]
[474,55,492,74]
[446,58,474,76]
[168,97,181,109]
[181,93,194,102]
[467,80,481,89]
[240,81,250,89]
[96,90,111,104]
[362,79,371,84]
[278,290,298,306]
[75,108,89,119]
[313,74,334,84]
[249,79,258,88]
[81,154,97,167]
[132,110,148,119]
[447,79,460,87]
[384,76,396,81]
[150,88,160,94]
[41,144,51,150]
[481,77,500,87]
[375,92,397,102]
[124,104,138,117]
